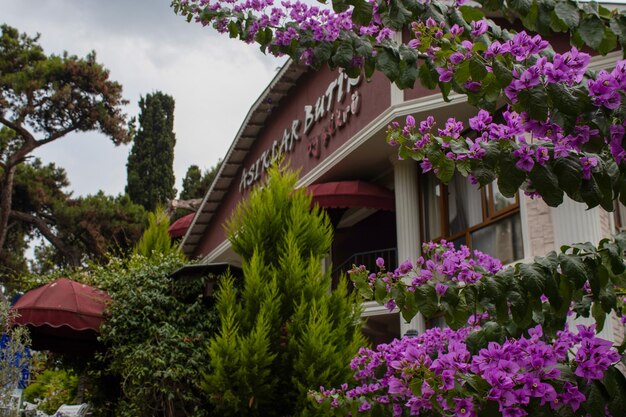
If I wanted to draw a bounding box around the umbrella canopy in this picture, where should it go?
[11,278,110,354]
[169,212,195,239]
[307,181,395,211]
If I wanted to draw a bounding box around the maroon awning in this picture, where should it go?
[307,181,395,211]
[169,212,195,238]
[12,278,110,354]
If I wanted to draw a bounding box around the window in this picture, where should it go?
[420,171,523,265]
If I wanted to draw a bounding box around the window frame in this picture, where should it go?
[418,174,521,252]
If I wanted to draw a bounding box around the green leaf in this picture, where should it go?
[599,27,618,55]
[559,254,589,289]
[547,83,581,115]
[332,42,354,68]
[554,1,580,29]
[332,0,349,13]
[418,62,437,90]
[459,5,485,22]
[606,367,626,417]
[492,59,513,87]
[375,49,400,82]
[398,60,419,89]
[587,380,610,417]
[373,279,388,302]
[428,148,455,183]
[610,15,626,47]
[529,164,564,207]
[517,87,549,121]
[518,264,546,296]
[578,15,606,50]
[553,156,583,198]
[469,56,488,81]
[497,154,527,197]
[453,60,471,85]
[510,0,532,14]
[592,301,607,331]
[347,0,373,26]
[581,175,604,209]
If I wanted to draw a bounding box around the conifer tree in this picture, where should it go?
[204,166,365,417]
[134,208,182,259]
[126,92,177,211]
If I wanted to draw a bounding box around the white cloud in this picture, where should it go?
[2,0,285,196]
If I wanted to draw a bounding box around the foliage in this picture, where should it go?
[126,92,177,211]
[0,298,30,411]
[180,160,222,201]
[352,239,626,339]
[92,253,215,417]
[0,24,130,267]
[330,239,626,416]
[203,166,365,417]
[134,208,181,259]
[1,157,146,277]
[22,368,79,415]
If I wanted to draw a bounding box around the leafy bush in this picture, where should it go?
[23,368,79,415]
[94,253,218,417]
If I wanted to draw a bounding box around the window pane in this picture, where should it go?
[451,236,467,250]
[448,172,483,235]
[421,174,442,241]
[491,182,516,213]
[471,215,523,264]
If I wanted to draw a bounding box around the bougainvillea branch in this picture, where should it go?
[351,235,626,342]
[311,324,625,417]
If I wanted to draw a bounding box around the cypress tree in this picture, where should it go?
[126,92,177,211]
[204,166,365,417]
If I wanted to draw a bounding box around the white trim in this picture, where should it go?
[200,238,232,264]
[588,51,622,71]
[361,300,398,317]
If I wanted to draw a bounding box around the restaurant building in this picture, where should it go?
[178,50,624,344]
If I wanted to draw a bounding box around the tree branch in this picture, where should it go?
[37,125,79,147]
[9,210,81,266]
[0,116,36,146]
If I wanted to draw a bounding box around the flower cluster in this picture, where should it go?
[313,324,620,417]
[354,241,502,311]
[389,104,614,188]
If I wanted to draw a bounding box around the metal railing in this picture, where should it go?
[332,247,397,277]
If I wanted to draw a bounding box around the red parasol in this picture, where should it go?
[11,278,111,354]
[169,212,195,239]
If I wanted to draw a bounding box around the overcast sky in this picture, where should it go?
[2,0,286,197]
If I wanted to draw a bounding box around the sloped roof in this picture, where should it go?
[180,60,308,257]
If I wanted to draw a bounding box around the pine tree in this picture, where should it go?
[179,160,222,200]
[204,166,365,417]
[126,92,177,211]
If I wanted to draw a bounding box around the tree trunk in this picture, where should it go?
[0,164,17,258]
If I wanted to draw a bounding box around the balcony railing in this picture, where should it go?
[332,247,397,277]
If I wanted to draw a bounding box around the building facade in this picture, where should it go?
[180,50,624,345]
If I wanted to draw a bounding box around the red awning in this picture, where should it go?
[12,278,110,354]
[169,213,195,238]
[308,181,395,211]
